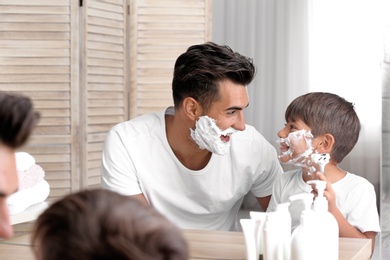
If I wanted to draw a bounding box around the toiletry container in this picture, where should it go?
[240,218,258,260]
[250,211,269,260]
[307,180,339,260]
[263,212,283,260]
[290,206,316,260]
[289,193,315,260]
[275,202,291,260]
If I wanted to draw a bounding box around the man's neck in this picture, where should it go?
[165,113,212,170]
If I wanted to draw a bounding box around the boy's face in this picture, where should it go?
[277,119,319,167]
[0,144,18,239]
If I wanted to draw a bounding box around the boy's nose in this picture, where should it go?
[278,128,288,138]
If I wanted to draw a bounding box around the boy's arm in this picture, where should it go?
[316,173,377,256]
[331,208,377,255]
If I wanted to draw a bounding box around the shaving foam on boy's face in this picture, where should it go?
[190,115,238,155]
[277,129,317,171]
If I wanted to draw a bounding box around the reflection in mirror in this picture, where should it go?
[212,0,385,259]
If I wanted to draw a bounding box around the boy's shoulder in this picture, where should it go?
[342,172,372,184]
[336,172,375,192]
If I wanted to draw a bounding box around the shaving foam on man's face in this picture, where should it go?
[276,129,316,170]
[190,115,238,155]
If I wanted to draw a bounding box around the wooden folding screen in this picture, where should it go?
[0,0,80,199]
[129,0,212,117]
[0,0,211,200]
[81,0,128,188]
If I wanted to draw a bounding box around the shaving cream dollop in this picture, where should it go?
[190,116,237,155]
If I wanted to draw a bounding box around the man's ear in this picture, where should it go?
[317,133,335,153]
[182,97,202,120]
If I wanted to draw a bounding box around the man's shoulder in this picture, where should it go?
[116,111,162,127]
[110,111,164,137]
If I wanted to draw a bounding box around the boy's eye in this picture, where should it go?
[284,122,299,131]
[286,123,298,131]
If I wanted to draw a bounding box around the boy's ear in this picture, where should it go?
[317,133,335,153]
[183,97,202,120]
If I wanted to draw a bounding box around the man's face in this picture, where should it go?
[0,145,18,239]
[189,80,249,155]
[206,79,249,138]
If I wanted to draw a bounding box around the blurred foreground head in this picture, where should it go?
[31,189,189,260]
[0,92,40,148]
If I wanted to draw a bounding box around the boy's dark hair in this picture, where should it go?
[172,42,256,112]
[0,92,40,148]
[31,189,189,260]
[285,92,360,163]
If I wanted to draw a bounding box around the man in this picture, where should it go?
[0,92,40,238]
[101,42,283,231]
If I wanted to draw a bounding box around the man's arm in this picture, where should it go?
[131,194,149,206]
[256,195,271,211]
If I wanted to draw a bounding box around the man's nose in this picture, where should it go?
[0,202,14,239]
[233,111,246,131]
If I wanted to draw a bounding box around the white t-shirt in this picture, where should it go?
[101,107,283,231]
[268,169,380,233]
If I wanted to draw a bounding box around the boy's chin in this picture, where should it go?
[278,155,292,164]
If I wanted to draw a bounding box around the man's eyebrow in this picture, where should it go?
[225,103,250,111]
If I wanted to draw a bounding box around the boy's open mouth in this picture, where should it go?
[220,133,232,143]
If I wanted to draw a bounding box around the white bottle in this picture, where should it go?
[250,211,269,260]
[263,212,283,260]
[240,218,258,260]
[289,192,316,260]
[307,180,339,260]
[290,208,316,260]
[275,202,291,260]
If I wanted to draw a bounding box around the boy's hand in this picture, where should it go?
[310,172,337,210]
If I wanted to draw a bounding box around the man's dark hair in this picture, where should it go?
[0,92,40,148]
[172,42,256,112]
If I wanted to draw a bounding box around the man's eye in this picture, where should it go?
[227,111,236,115]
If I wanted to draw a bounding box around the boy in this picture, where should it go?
[267,92,380,254]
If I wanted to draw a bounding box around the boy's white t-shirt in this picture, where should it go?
[101,107,283,231]
[268,169,381,233]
